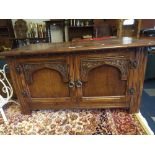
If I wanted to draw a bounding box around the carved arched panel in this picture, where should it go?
[80,57,129,82]
[22,60,68,85]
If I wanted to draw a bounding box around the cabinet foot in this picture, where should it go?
[21,108,31,115]
[129,108,139,114]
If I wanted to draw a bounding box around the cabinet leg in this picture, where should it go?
[20,105,31,115]
[129,107,139,114]
[21,110,31,115]
[128,94,140,114]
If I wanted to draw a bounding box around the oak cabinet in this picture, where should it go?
[1,37,154,114]
[12,49,139,114]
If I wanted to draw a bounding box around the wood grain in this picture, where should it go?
[0,37,155,57]
[3,38,154,114]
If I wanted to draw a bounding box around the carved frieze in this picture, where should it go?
[22,60,68,84]
[81,57,129,81]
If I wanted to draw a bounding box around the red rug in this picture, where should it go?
[0,104,152,135]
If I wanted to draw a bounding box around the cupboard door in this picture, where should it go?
[75,53,133,108]
[17,56,76,110]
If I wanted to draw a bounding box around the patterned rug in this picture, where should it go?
[0,104,152,135]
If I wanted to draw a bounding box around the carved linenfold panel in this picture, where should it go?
[22,60,68,84]
[81,57,129,81]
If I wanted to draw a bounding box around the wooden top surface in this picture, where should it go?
[1,37,155,57]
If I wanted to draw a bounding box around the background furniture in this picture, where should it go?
[43,19,155,43]
[12,19,46,48]
[68,19,94,41]
[117,19,142,38]
[1,38,155,114]
[68,19,142,41]
[45,19,66,43]
[12,38,46,48]
[0,19,15,48]
[45,19,117,42]
[94,24,112,38]
[14,19,28,39]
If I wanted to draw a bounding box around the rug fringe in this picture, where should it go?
[135,112,154,135]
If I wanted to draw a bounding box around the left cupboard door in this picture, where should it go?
[15,56,76,111]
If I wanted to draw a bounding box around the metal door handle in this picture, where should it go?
[68,80,75,88]
[75,80,82,88]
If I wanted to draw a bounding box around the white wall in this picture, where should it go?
[11,19,67,42]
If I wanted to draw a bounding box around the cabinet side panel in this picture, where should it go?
[129,48,148,113]
[7,58,31,114]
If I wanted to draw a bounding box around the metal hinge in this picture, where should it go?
[128,88,135,95]
[15,65,21,74]
[129,60,138,69]
[21,90,29,97]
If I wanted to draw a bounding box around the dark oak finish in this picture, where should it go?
[1,37,155,114]
[1,37,155,56]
